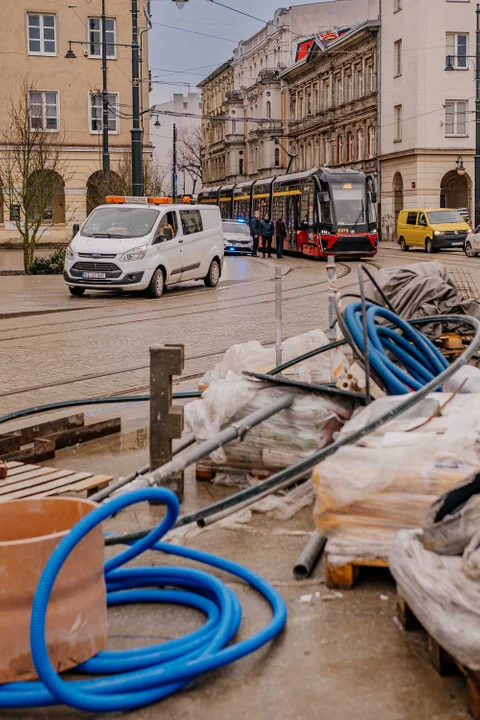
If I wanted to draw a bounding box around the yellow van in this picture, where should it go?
[397,209,471,253]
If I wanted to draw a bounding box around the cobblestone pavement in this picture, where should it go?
[1,245,479,414]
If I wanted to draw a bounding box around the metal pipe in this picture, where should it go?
[293,531,327,580]
[358,267,372,404]
[327,255,337,382]
[118,394,294,493]
[275,266,283,367]
[243,370,366,401]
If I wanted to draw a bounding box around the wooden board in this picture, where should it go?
[397,593,480,720]
[325,555,389,590]
[0,461,111,502]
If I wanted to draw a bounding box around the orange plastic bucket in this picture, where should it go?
[0,497,107,682]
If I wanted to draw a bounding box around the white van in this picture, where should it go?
[64,197,224,298]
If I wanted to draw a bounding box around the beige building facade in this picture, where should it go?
[0,0,150,245]
[198,59,234,186]
[379,0,477,240]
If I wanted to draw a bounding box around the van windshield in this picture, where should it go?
[82,206,160,238]
[427,210,463,224]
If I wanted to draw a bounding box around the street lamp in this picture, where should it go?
[445,3,480,227]
[456,155,466,176]
[173,0,189,7]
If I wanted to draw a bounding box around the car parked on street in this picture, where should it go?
[64,197,224,298]
[222,219,253,254]
[397,208,471,253]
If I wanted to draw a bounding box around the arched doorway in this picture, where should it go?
[86,170,123,215]
[393,172,404,239]
[440,170,470,216]
[26,170,65,224]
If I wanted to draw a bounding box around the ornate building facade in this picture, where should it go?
[281,20,379,180]
[198,59,234,185]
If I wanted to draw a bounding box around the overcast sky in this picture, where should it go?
[149,0,335,105]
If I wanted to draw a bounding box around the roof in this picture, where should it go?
[280,19,381,78]
[197,58,234,88]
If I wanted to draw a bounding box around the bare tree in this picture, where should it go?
[176,126,203,194]
[0,78,70,273]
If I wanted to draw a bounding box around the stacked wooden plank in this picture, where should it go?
[0,461,111,502]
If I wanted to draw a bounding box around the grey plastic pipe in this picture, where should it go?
[293,531,327,580]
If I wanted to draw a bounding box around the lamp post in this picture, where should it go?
[131,0,143,196]
[445,3,480,227]
[100,0,110,182]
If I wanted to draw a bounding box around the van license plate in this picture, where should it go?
[82,272,106,279]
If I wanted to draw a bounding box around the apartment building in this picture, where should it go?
[281,20,379,177]
[198,59,234,185]
[0,0,150,245]
[380,0,477,239]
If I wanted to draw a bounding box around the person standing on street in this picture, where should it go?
[261,214,275,258]
[249,210,263,257]
[275,216,287,258]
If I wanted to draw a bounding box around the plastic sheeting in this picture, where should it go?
[390,529,480,671]
[186,372,352,472]
[365,262,480,337]
[313,393,480,568]
[198,329,338,390]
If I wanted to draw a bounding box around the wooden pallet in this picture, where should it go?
[397,594,480,719]
[325,555,389,590]
[0,461,112,502]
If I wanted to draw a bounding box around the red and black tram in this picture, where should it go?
[198,167,378,257]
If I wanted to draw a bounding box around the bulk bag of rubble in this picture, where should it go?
[185,372,353,475]
[312,393,480,568]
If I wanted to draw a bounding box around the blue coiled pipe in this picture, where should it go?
[343,302,449,395]
[0,488,287,713]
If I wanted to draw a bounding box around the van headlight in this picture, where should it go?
[120,244,147,262]
[434,231,445,236]
[66,244,75,260]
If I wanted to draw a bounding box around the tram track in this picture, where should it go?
[0,261,358,343]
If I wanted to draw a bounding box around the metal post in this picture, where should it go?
[149,344,184,499]
[131,0,143,196]
[100,0,110,182]
[327,255,337,381]
[172,123,178,200]
[476,3,480,229]
[275,266,283,367]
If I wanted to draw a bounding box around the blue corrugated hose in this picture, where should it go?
[0,488,287,712]
[343,301,449,394]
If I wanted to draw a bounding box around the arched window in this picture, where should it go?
[367,126,376,158]
[346,133,353,162]
[275,147,280,167]
[325,137,331,165]
[266,101,271,118]
[357,130,363,161]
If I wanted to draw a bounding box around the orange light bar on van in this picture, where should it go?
[182,196,191,204]
[147,197,173,205]
[105,196,126,203]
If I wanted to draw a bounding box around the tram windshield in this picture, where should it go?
[331,184,366,227]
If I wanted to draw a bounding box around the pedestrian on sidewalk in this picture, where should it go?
[261,214,275,258]
[249,210,263,257]
[275,216,287,258]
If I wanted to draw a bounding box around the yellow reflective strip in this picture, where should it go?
[273,190,302,197]
[234,194,250,200]
[219,197,232,202]
[253,193,270,199]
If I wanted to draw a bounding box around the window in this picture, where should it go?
[367,126,375,157]
[160,211,178,239]
[336,136,343,164]
[334,76,343,106]
[357,130,363,160]
[346,133,353,162]
[346,73,353,102]
[274,148,280,167]
[446,33,468,69]
[406,212,417,225]
[418,212,427,227]
[239,158,244,175]
[394,0,402,10]
[367,63,376,92]
[88,17,116,58]
[445,100,468,136]
[27,14,56,56]
[355,65,364,98]
[325,138,331,165]
[180,210,203,235]
[30,91,59,131]
[394,40,402,77]
[266,100,271,118]
[394,104,402,141]
[89,92,119,133]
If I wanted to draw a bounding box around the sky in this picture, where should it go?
[148,0,335,106]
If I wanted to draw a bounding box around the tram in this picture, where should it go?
[198,167,378,258]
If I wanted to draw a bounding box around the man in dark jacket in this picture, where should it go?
[275,216,287,258]
[261,214,275,258]
[249,210,263,257]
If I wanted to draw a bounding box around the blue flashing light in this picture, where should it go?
[236,218,246,223]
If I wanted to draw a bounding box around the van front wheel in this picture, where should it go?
[399,237,409,252]
[204,259,220,288]
[146,268,165,298]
